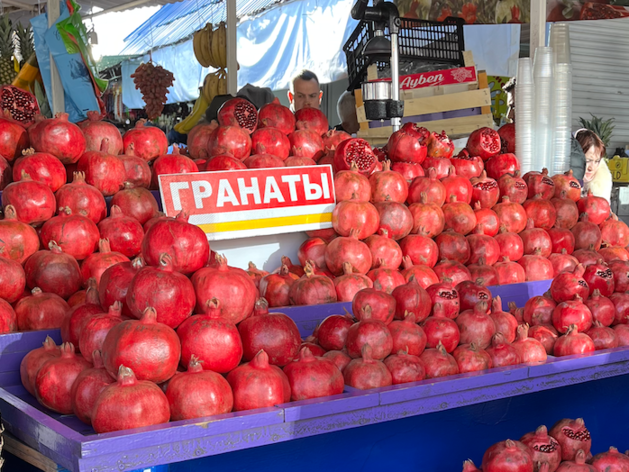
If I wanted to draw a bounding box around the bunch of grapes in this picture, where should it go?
[131,62,175,120]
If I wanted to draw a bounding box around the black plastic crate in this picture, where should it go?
[343,16,466,92]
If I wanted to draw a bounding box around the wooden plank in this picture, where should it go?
[357,88,491,120]
[3,433,63,472]
[463,50,474,67]
[477,71,491,115]
[356,105,367,124]
[367,64,378,81]
[357,113,495,139]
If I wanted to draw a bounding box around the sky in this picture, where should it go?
[88,5,161,59]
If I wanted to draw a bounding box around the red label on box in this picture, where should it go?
[374,66,477,90]
[158,166,336,241]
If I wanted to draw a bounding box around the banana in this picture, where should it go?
[200,24,213,68]
[217,69,227,95]
[210,24,222,69]
[209,72,219,100]
[218,22,227,69]
[175,92,210,134]
[202,72,219,103]
[192,31,206,67]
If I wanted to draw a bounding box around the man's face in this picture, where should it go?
[288,78,322,111]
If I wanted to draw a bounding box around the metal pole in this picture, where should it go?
[226,0,238,95]
[390,31,401,132]
[48,0,64,114]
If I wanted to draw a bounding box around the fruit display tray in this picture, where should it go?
[3,279,629,472]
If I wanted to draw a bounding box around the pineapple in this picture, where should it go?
[15,22,34,66]
[0,16,16,85]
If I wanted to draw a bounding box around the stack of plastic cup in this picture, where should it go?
[515,58,534,174]
[550,23,572,175]
[533,46,555,172]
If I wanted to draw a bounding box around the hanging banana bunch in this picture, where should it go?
[174,70,227,134]
[193,22,226,69]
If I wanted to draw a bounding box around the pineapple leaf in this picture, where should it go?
[578,113,615,148]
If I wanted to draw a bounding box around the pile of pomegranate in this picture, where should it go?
[463,416,628,472]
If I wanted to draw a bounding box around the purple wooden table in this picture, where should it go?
[5,278,602,472]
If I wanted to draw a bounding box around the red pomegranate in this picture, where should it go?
[456,280,492,312]
[344,344,393,389]
[227,349,290,410]
[434,229,470,265]
[110,186,158,226]
[176,298,242,372]
[468,260,497,286]
[61,279,103,346]
[552,295,593,333]
[512,324,547,364]
[586,321,619,350]
[494,196,528,234]
[126,253,196,328]
[258,98,295,134]
[77,140,126,196]
[551,192,579,230]
[238,299,301,366]
[101,306,180,383]
[407,167,446,206]
[12,149,66,192]
[122,120,168,162]
[494,257,526,285]
[550,264,590,302]
[352,288,396,325]
[585,289,615,327]
[529,324,559,355]
[259,264,300,307]
[332,197,380,240]
[466,226,500,265]
[321,129,351,152]
[452,343,492,373]
[249,127,290,159]
[598,245,629,263]
[426,130,454,159]
[387,125,428,164]
[470,171,499,208]
[473,203,500,237]
[498,170,528,204]
[553,325,595,357]
[166,355,233,420]
[589,447,629,472]
[384,349,426,384]
[582,261,614,296]
[572,213,603,251]
[552,169,582,202]
[450,149,484,179]
[422,312,460,352]
[456,301,496,349]
[207,125,252,159]
[482,439,534,472]
[610,291,629,325]
[283,347,344,399]
[408,193,445,238]
[387,312,427,356]
[294,107,328,135]
[40,207,100,260]
[334,162,371,202]
[363,230,402,271]
[433,259,472,285]
[399,233,439,268]
[390,277,431,322]
[1,172,55,226]
[490,297,518,342]
[98,258,143,316]
[29,113,86,164]
[0,255,25,303]
[578,189,610,225]
[323,350,351,372]
[522,294,556,327]
[0,110,29,161]
[426,279,460,319]
[20,336,59,396]
[600,213,629,247]
[518,248,554,281]
[150,147,199,189]
[441,166,473,204]
[369,160,408,203]
[204,154,247,170]
[422,155,450,179]
[79,304,123,362]
[92,365,170,433]
[316,312,354,352]
[523,194,557,230]
[345,308,393,359]
[78,111,123,154]
[485,153,520,180]
[325,230,373,275]
[498,122,515,153]
[391,161,425,181]
[442,196,477,235]
[467,127,501,160]
[55,171,107,224]
[15,287,69,331]
[418,341,459,378]
[218,97,258,134]
[548,228,576,255]
[24,242,82,299]
[523,168,555,200]
[192,254,256,322]
[485,332,521,367]
[35,342,91,414]
[609,260,629,292]
[549,250,579,275]
[520,425,562,472]
[287,129,323,160]
[400,258,439,287]
[97,205,144,258]
[333,138,376,175]
[549,418,592,461]
[287,262,337,305]
[142,211,210,275]
[186,122,218,159]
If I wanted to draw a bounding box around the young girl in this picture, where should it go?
[574,129,613,203]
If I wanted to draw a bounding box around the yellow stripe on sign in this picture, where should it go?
[197,213,332,233]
